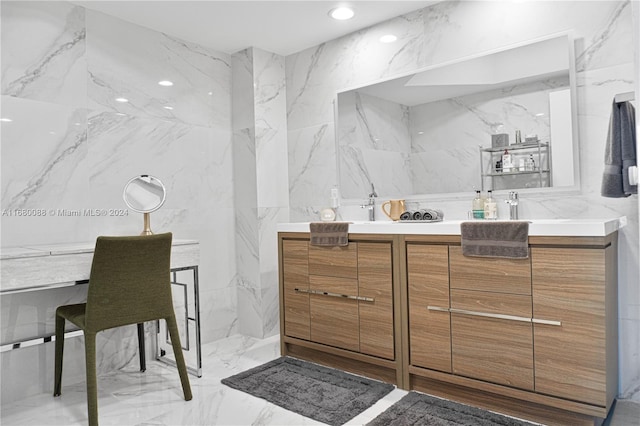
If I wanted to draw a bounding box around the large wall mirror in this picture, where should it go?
[336,33,579,200]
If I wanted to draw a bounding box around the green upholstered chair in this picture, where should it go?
[53,233,192,425]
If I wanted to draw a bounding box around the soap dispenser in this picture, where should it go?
[484,190,498,220]
[472,190,485,219]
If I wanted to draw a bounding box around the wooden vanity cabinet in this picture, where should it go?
[279,233,400,385]
[404,234,618,426]
[280,230,618,425]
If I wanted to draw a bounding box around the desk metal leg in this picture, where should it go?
[155,265,202,377]
[137,323,146,372]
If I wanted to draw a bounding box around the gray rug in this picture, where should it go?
[367,392,536,425]
[221,356,394,426]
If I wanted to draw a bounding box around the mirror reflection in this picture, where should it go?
[336,34,577,199]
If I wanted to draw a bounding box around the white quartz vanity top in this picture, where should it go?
[277,218,624,237]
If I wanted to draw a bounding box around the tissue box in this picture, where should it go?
[491,133,509,148]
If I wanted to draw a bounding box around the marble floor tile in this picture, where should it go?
[0,334,636,425]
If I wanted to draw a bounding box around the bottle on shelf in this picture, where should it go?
[484,190,498,220]
[525,154,536,171]
[472,190,485,219]
[502,149,513,172]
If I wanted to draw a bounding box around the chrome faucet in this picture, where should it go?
[505,191,519,220]
[360,183,378,221]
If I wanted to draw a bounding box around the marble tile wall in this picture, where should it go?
[232,48,289,338]
[285,0,639,398]
[1,1,237,403]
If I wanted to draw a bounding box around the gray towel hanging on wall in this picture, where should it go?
[601,99,637,197]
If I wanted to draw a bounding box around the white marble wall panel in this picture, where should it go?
[232,47,288,338]
[285,0,638,395]
[85,9,231,128]
[85,111,221,210]
[256,124,289,207]
[1,2,86,106]
[1,96,91,246]
[1,1,237,404]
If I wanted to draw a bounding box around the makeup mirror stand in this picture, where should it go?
[141,212,153,236]
[122,175,166,236]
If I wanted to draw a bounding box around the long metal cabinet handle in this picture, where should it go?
[295,288,374,302]
[427,306,561,326]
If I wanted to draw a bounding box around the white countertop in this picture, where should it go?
[277,218,624,237]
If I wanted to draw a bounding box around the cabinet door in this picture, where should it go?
[309,275,360,351]
[282,240,310,340]
[407,244,451,372]
[358,242,394,360]
[451,289,534,390]
[532,247,607,406]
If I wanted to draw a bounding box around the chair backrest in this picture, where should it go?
[85,233,174,332]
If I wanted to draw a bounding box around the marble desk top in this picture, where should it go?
[0,239,198,259]
[0,239,199,293]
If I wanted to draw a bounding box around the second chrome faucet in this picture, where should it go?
[360,183,378,221]
[505,191,519,220]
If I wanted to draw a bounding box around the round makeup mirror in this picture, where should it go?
[122,175,166,235]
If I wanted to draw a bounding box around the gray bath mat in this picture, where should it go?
[367,391,536,425]
[221,356,394,426]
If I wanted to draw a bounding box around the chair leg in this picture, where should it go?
[53,313,65,397]
[165,316,192,401]
[84,332,99,426]
[137,323,146,372]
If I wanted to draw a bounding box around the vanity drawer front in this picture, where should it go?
[282,240,310,340]
[308,243,358,279]
[449,246,531,295]
[309,275,359,352]
[451,290,534,391]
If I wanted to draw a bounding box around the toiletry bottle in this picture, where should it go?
[502,149,513,172]
[472,190,484,219]
[515,130,522,145]
[484,190,498,220]
[525,154,536,171]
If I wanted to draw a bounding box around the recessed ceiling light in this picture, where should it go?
[163,106,174,110]
[380,34,397,43]
[0,117,13,122]
[115,97,129,103]
[158,80,174,87]
[329,7,354,20]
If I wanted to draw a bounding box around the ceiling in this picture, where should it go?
[72,1,439,56]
